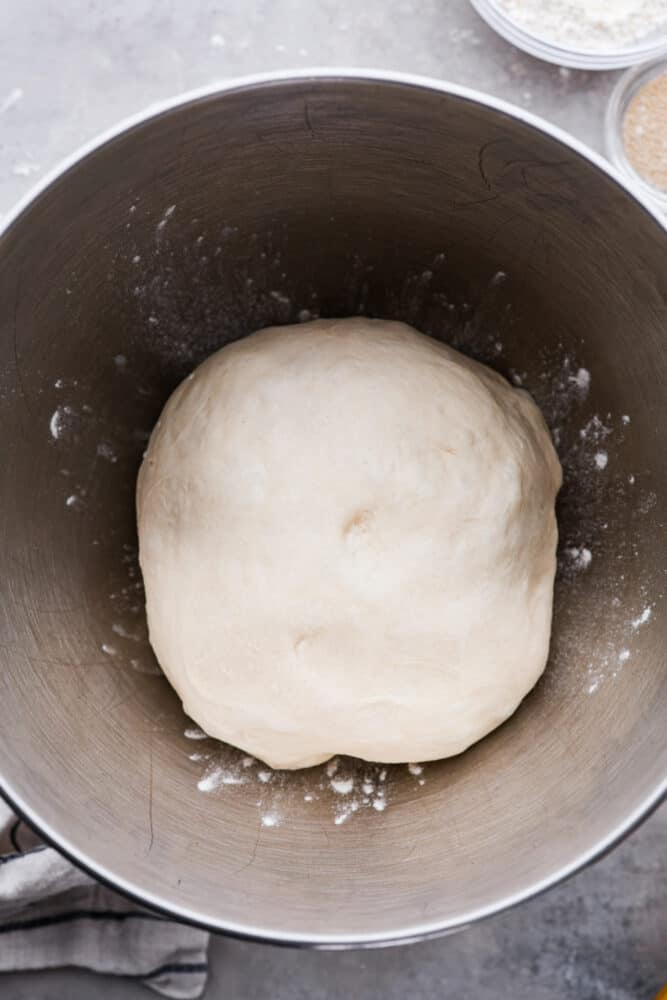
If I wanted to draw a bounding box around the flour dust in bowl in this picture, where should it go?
[0,72,665,945]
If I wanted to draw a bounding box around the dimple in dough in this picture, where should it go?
[137,318,562,770]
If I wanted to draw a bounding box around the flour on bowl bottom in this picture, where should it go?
[186,730,422,828]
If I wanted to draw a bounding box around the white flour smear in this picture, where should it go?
[0,87,23,114]
[12,161,40,177]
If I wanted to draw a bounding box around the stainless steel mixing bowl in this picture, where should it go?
[0,71,666,946]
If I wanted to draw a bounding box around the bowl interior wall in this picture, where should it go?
[0,77,665,941]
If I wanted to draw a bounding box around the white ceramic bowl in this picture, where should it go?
[605,57,667,213]
[469,0,667,70]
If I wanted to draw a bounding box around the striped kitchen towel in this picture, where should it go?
[0,800,209,998]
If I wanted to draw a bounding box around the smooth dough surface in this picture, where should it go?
[137,318,562,769]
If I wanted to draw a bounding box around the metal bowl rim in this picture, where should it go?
[1,67,666,947]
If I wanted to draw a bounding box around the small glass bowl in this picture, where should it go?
[605,58,667,213]
[469,0,667,70]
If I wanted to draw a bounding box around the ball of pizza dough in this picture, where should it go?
[137,318,561,769]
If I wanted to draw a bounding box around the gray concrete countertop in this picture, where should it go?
[0,2,665,998]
